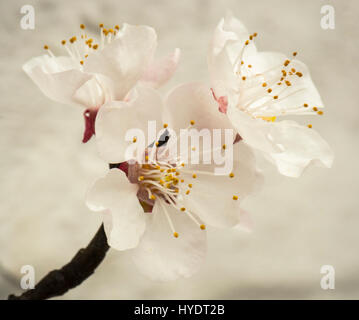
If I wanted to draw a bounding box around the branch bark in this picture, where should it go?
[8,224,109,300]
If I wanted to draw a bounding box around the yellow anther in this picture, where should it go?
[186,190,190,195]
[285,80,291,86]
[145,155,149,161]
[115,25,120,30]
[160,169,164,173]
[43,45,49,50]
[249,35,253,40]
[109,28,114,33]
[296,72,303,77]
[132,137,137,143]
[245,40,249,45]
[159,180,164,185]
[260,116,276,122]
[181,163,185,167]
[99,23,104,28]
[262,82,267,87]
[61,40,66,45]
[307,124,312,128]
[267,88,272,93]
[200,224,206,230]
[248,64,252,68]
[190,120,195,125]
[242,76,246,81]
[241,61,244,65]
[80,60,84,65]
[292,51,297,57]
[317,111,323,115]
[188,184,192,188]
[181,179,184,183]
[229,172,234,178]
[80,24,85,29]
[192,147,196,151]
[233,195,238,200]
[138,176,144,181]
[303,103,308,107]
[175,172,180,176]
[313,107,318,111]
[222,144,226,150]
[155,141,159,146]
[173,232,179,238]
[150,195,156,200]
[163,123,168,128]
[284,59,290,66]
[69,36,77,43]
[192,174,197,179]
[85,54,88,58]
[253,32,258,37]
[180,207,186,212]
[273,96,278,99]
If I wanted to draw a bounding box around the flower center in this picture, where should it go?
[227,33,324,127]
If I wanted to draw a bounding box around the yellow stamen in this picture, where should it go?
[200,224,206,230]
[233,195,238,200]
[173,232,179,238]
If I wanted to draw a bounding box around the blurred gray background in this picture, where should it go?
[0,0,358,299]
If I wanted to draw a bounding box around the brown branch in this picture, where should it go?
[8,224,109,300]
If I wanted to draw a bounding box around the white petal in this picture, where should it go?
[86,169,146,250]
[84,24,157,100]
[95,85,164,163]
[23,55,93,107]
[73,76,109,108]
[268,121,334,177]
[140,48,180,88]
[130,201,206,281]
[178,142,262,228]
[227,105,280,153]
[164,82,233,133]
[208,13,256,98]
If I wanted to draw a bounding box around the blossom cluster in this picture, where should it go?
[23,14,333,281]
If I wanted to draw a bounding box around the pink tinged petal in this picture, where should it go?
[178,143,262,228]
[164,82,233,134]
[141,48,180,88]
[95,85,164,164]
[23,55,93,107]
[86,169,146,251]
[268,121,334,177]
[211,88,228,113]
[130,202,206,281]
[84,24,157,100]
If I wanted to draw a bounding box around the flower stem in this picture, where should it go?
[8,224,109,300]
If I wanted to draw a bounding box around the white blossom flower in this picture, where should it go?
[86,85,261,281]
[207,13,334,177]
[23,23,180,142]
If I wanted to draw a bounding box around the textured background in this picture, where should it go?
[0,0,358,299]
